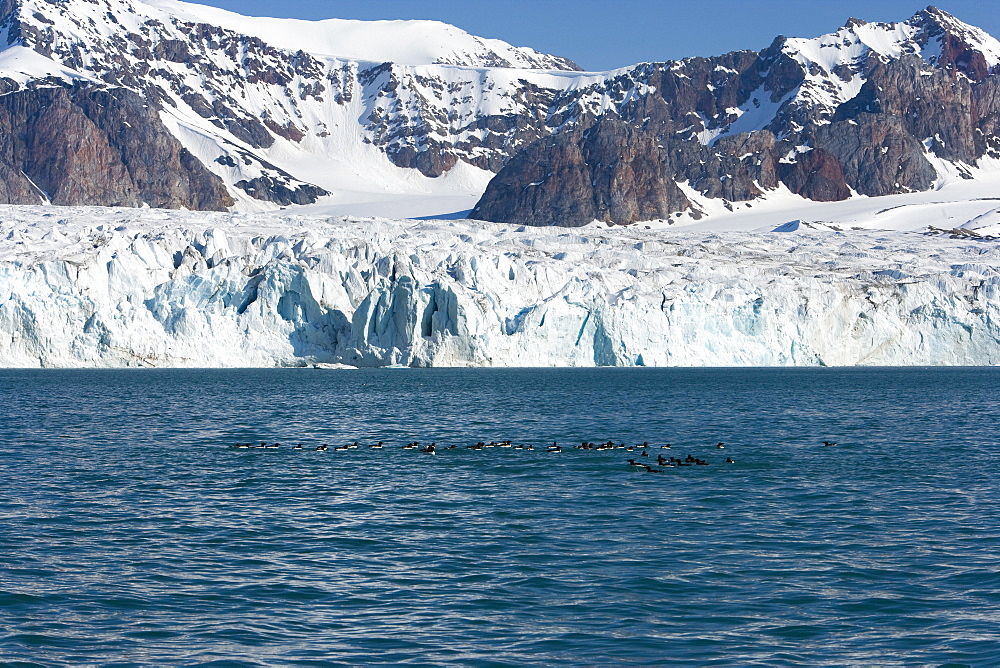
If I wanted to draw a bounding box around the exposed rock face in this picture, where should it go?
[234,175,328,207]
[472,120,690,226]
[777,149,851,202]
[473,7,1000,226]
[0,0,583,208]
[0,159,40,203]
[0,83,233,209]
[813,116,937,198]
[975,77,1000,157]
[829,55,978,161]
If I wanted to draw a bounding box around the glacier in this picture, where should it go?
[2,205,1000,368]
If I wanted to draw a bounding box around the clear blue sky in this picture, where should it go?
[188,1,1000,71]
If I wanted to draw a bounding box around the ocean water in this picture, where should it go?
[1,367,999,666]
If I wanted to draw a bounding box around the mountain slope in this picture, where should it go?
[145,0,582,70]
[472,7,1000,226]
[0,0,584,210]
[0,1,999,221]
[0,82,233,208]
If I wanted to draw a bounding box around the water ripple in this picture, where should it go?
[1,368,998,664]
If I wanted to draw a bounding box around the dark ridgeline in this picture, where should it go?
[471,7,1000,226]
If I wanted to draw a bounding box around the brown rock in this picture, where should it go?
[0,159,44,204]
[814,113,937,197]
[472,119,690,227]
[0,82,234,209]
[777,148,850,201]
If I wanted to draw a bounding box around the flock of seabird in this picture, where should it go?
[224,438,835,471]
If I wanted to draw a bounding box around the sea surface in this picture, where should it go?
[1,367,999,666]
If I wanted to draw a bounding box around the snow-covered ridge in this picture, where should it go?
[145,0,581,69]
[3,205,1000,368]
[778,7,1000,121]
[697,6,1000,145]
[0,0,587,212]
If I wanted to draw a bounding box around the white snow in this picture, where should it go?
[145,0,576,69]
[665,164,1000,233]
[784,21,919,74]
[701,86,794,145]
[0,46,94,85]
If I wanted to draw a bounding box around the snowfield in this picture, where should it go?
[3,195,1000,367]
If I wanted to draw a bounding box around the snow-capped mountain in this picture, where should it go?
[8,3,1000,369]
[473,7,1000,225]
[143,0,582,70]
[0,0,584,210]
[1,1,999,222]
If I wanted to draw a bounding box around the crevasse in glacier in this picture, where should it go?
[1,207,999,367]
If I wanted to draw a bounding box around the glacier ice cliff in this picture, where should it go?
[2,206,1000,367]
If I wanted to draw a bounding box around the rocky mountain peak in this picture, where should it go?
[913,5,980,33]
[908,5,1000,81]
[0,0,591,211]
[472,8,1000,226]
